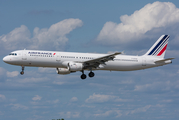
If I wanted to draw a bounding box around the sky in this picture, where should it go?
[0,0,179,120]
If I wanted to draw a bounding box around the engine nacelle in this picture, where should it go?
[68,62,83,71]
[56,68,70,75]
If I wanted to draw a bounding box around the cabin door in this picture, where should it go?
[56,53,61,62]
[22,50,27,60]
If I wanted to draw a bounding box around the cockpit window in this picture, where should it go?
[9,53,17,56]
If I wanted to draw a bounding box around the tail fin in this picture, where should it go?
[144,35,169,58]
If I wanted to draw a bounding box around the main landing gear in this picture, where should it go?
[81,70,95,80]
[20,66,25,75]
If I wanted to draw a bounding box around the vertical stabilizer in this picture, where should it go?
[144,35,169,58]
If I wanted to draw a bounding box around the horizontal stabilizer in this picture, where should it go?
[154,58,174,63]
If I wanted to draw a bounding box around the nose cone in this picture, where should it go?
[3,56,10,63]
[3,56,7,63]
[3,56,18,65]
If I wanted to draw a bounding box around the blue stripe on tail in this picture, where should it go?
[148,35,168,55]
[151,36,168,55]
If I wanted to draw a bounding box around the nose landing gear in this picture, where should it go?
[20,66,25,75]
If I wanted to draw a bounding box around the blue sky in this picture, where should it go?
[0,0,179,120]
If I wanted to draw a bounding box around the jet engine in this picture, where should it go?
[56,68,71,75]
[68,62,83,71]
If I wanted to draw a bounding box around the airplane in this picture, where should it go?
[3,35,174,79]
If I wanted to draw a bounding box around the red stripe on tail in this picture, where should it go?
[157,44,167,56]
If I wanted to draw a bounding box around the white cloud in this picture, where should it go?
[0,25,31,51]
[32,95,42,101]
[94,110,122,118]
[96,2,179,45]
[38,67,55,73]
[85,93,115,103]
[161,99,173,103]
[46,99,59,104]
[0,68,19,78]
[119,79,134,84]
[9,103,28,110]
[80,104,95,108]
[131,105,151,114]
[53,81,65,85]
[85,93,128,103]
[134,83,155,91]
[70,97,78,102]
[6,71,19,77]
[0,18,83,53]
[0,111,3,115]
[17,77,49,83]
[31,18,83,50]
[134,80,175,92]
[0,67,6,76]
[52,99,59,104]
[59,111,80,118]
[0,94,6,101]
[155,104,165,108]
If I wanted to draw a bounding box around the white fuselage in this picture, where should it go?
[2,35,173,79]
[3,50,170,72]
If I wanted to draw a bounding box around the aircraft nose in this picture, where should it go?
[3,56,9,63]
[3,56,7,62]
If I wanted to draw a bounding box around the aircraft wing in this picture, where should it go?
[81,52,122,69]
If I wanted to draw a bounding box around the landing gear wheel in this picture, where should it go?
[89,72,95,77]
[20,71,24,75]
[20,66,25,75]
[81,74,87,80]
